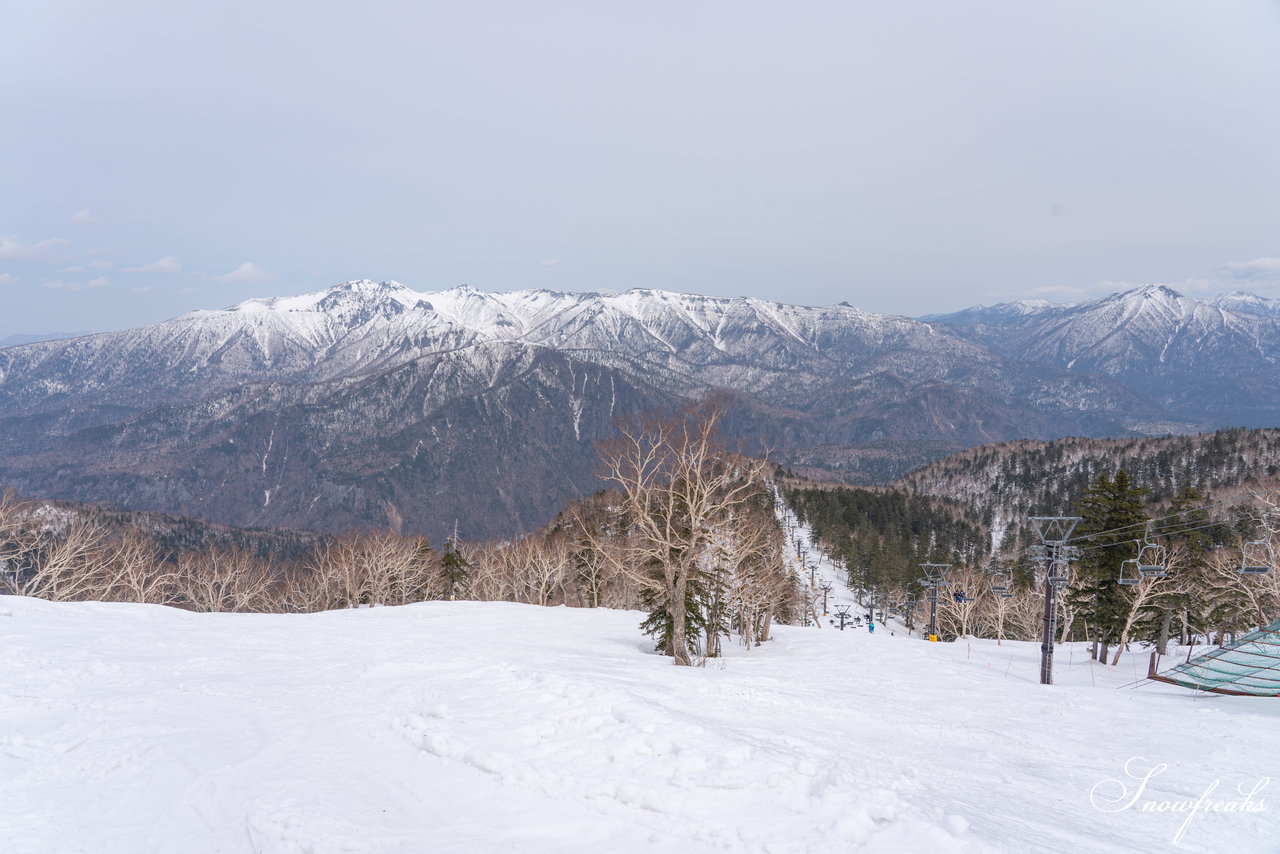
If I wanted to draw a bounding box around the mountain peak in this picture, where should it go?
[332,278,409,293]
[1131,284,1183,300]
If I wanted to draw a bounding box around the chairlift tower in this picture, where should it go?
[831,604,853,631]
[819,582,833,616]
[919,562,951,641]
[1029,516,1080,685]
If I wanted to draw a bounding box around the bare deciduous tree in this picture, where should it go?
[588,400,777,665]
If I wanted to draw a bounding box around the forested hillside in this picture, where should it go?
[785,427,1280,650]
[895,427,1280,528]
[10,494,330,562]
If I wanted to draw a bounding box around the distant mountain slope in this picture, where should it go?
[924,285,1280,428]
[3,281,1280,539]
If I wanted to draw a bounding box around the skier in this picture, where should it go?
[867,620,875,633]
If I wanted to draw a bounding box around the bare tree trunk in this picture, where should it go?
[1156,608,1173,656]
[670,573,691,666]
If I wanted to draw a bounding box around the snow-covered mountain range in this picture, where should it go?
[2,281,1278,539]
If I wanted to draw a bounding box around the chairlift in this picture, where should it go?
[1240,540,1274,575]
[988,570,1015,598]
[1046,560,1071,585]
[1118,558,1141,586]
[1136,538,1168,578]
[986,565,1012,594]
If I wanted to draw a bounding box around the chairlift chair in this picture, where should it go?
[988,571,1015,598]
[1240,540,1274,575]
[1118,558,1141,586]
[1046,560,1071,585]
[986,565,1012,594]
[1136,538,1168,578]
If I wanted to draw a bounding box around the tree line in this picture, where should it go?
[0,400,801,666]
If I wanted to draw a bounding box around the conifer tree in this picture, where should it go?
[438,532,470,601]
[1071,470,1147,662]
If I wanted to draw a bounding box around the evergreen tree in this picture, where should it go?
[439,534,470,601]
[1146,487,1213,653]
[639,574,708,657]
[1071,470,1147,662]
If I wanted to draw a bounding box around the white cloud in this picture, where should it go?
[69,209,98,225]
[179,287,197,294]
[130,286,153,294]
[0,273,15,286]
[0,235,71,260]
[43,276,109,293]
[61,265,86,273]
[539,259,561,267]
[1219,257,1280,282]
[125,255,182,273]
[215,262,276,284]
[89,259,113,270]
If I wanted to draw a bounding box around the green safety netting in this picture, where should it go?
[1151,620,1280,697]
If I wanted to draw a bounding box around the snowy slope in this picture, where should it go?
[2,597,1276,854]
[932,285,1280,377]
[1213,291,1280,319]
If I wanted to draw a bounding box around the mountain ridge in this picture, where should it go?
[3,280,1280,540]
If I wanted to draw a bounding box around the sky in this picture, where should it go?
[2,1,1279,337]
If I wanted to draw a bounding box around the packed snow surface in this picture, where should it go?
[2,597,1277,854]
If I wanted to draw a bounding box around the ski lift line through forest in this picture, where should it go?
[1075,496,1238,535]
[1007,499,1242,561]
[1068,516,1251,555]
[994,511,1270,583]
[998,511,1262,566]
[988,514,1221,567]
[987,500,1242,566]
[1060,500,1239,545]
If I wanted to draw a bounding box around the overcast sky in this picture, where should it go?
[2,1,1278,336]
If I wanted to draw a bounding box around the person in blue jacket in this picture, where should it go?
[867,620,875,633]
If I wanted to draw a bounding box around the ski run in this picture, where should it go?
[2,513,1277,853]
